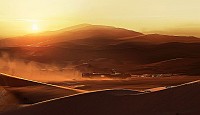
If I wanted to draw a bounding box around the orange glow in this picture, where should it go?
[0,0,200,37]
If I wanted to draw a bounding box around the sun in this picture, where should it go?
[32,23,39,32]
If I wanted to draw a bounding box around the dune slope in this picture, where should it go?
[0,73,82,105]
[1,81,199,115]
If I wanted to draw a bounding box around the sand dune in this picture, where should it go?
[0,73,84,92]
[131,57,200,75]
[52,77,200,91]
[1,80,199,115]
[0,73,83,113]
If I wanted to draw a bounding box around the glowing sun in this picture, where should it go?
[32,23,39,32]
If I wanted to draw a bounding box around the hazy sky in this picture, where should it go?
[0,0,200,37]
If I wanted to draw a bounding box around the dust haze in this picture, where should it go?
[0,53,82,82]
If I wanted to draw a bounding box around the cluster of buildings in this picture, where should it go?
[82,72,175,79]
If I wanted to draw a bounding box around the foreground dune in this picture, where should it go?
[1,80,199,115]
[0,73,83,112]
[53,77,200,91]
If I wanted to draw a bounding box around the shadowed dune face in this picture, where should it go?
[5,86,78,104]
[51,77,200,91]
[1,81,199,115]
[0,86,19,113]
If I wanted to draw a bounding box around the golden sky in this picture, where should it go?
[0,0,200,37]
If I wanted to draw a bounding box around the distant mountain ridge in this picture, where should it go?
[0,24,143,47]
[1,24,200,47]
[1,24,200,75]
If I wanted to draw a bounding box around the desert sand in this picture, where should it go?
[0,73,82,113]
[0,73,199,115]
[1,79,199,115]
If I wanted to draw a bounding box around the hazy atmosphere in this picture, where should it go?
[0,1,200,115]
[0,0,200,37]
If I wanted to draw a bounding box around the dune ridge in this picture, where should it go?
[0,73,84,93]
